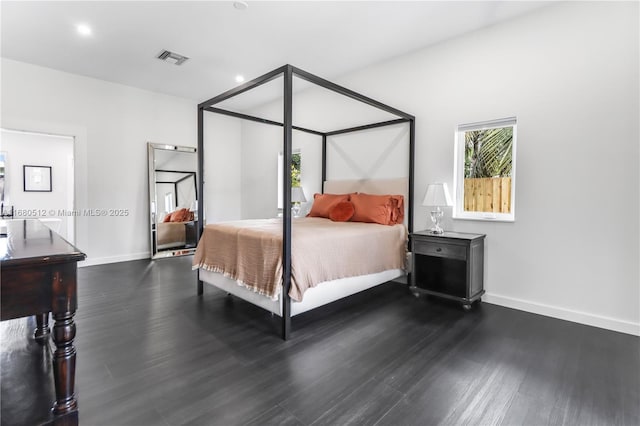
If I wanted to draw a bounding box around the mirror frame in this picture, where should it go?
[148,142,198,259]
[453,117,517,222]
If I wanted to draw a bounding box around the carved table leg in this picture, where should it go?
[34,312,51,341]
[52,311,77,416]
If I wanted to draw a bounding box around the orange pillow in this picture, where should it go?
[307,193,350,218]
[179,209,192,222]
[170,208,189,222]
[162,213,172,223]
[390,195,405,225]
[350,193,394,225]
[329,201,355,222]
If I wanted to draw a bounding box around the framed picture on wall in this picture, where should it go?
[23,165,52,192]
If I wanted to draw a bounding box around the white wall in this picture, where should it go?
[238,90,409,220]
[330,2,638,334]
[240,121,325,219]
[0,130,74,240]
[0,58,204,265]
[203,113,242,222]
[240,122,288,219]
[326,124,409,181]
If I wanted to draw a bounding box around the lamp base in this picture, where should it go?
[429,208,444,234]
[428,226,445,235]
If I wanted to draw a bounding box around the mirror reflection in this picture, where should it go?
[148,143,197,259]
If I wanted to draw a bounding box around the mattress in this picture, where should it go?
[201,267,405,316]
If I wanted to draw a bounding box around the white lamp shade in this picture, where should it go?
[422,183,452,207]
[291,187,307,203]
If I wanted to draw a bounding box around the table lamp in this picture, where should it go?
[422,183,452,234]
[291,187,307,217]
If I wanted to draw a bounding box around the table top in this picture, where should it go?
[411,230,486,241]
[0,219,86,267]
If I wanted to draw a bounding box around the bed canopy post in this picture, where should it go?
[197,106,205,295]
[408,118,415,234]
[281,65,294,340]
[321,135,327,189]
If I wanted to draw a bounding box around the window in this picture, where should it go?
[164,192,174,213]
[0,152,6,204]
[277,150,301,209]
[453,117,517,221]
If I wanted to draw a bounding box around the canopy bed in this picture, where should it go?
[195,65,415,339]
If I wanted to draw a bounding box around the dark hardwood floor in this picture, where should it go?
[1,256,638,425]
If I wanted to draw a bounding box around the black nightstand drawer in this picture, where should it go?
[413,240,466,260]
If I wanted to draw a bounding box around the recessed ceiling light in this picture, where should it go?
[76,24,92,36]
[233,1,249,11]
[235,75,245,83]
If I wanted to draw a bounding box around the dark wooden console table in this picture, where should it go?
[1,219,85,425]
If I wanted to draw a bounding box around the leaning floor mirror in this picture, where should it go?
[148,143,198,259]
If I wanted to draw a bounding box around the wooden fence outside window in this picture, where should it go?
[463,177,511,213]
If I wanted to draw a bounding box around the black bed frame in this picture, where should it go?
[155,170,197,208]
[197,64,415,340]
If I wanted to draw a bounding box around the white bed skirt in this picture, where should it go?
[198,268,405,317]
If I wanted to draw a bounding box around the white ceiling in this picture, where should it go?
[1,1,549,104]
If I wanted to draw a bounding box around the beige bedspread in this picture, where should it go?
[192,217,407,302]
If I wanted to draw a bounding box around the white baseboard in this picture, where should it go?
[483,292,640,337]
[392,276,408,285]
[79,252,149,267]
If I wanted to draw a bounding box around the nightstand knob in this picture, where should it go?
[436,248,442,252]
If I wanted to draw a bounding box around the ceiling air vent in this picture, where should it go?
[156,50,189,66]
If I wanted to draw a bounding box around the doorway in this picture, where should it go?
[0,128,75,242]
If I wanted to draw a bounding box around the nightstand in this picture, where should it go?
[410,230,485,310]
[184,220,198,248]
